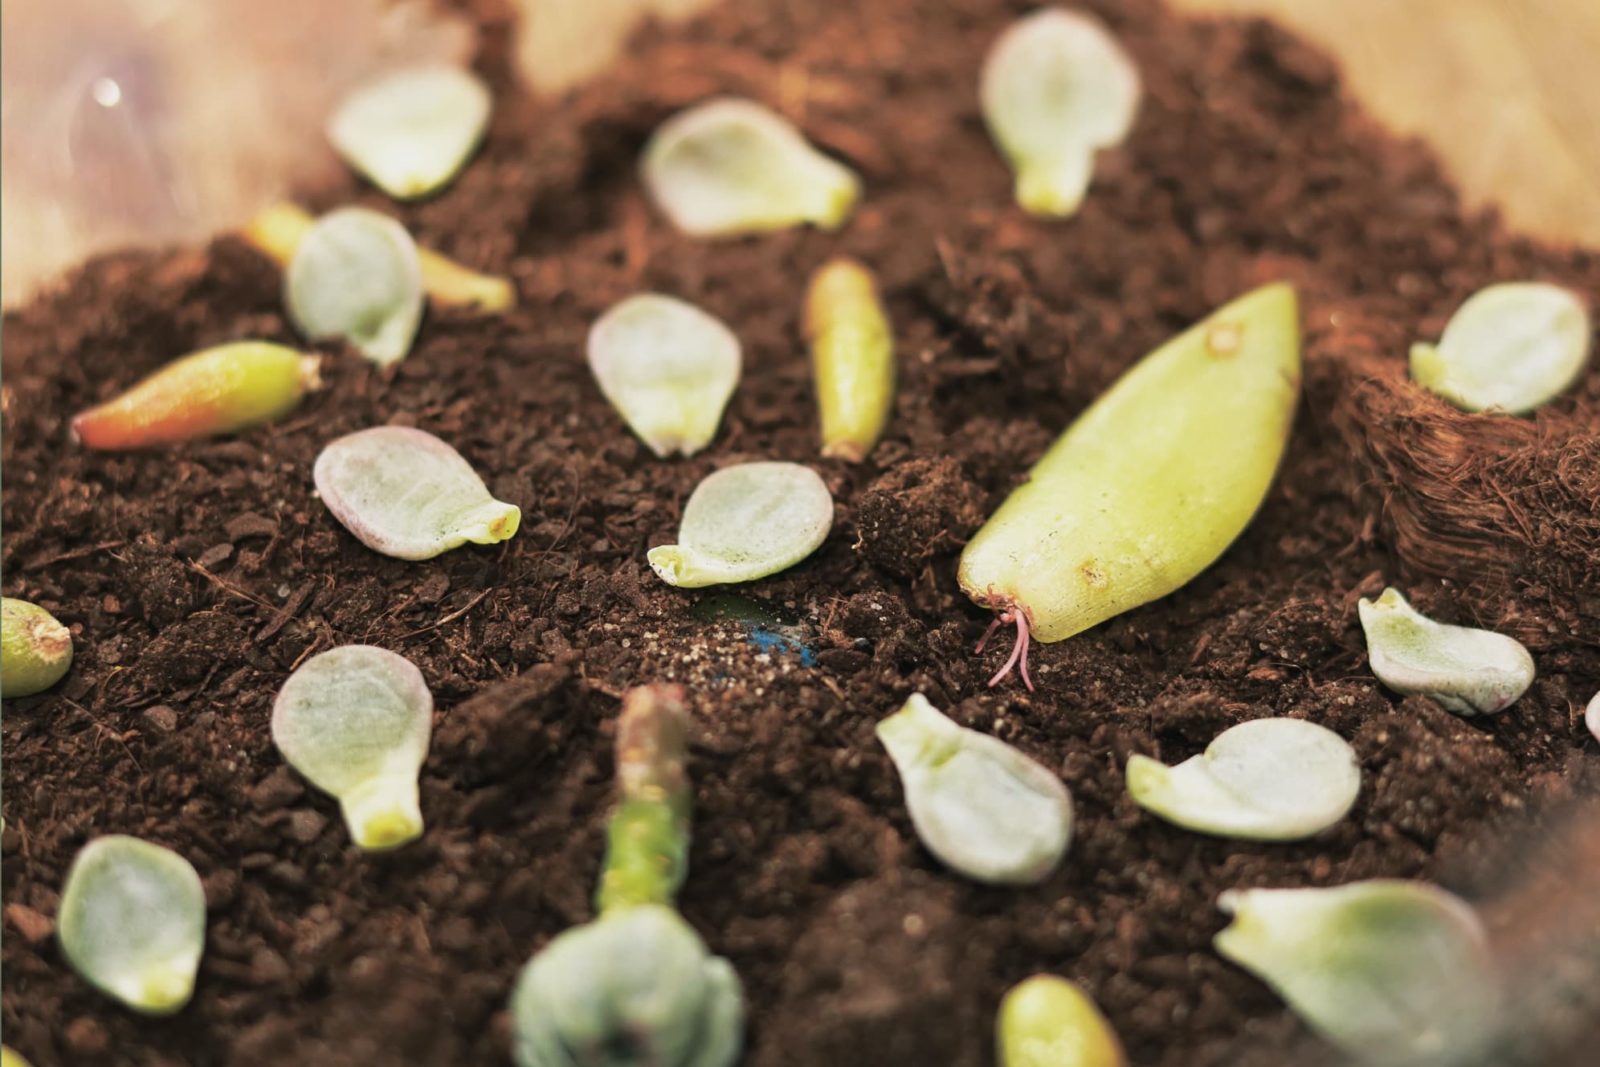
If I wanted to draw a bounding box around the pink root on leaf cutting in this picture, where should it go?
[976,608,1034,691]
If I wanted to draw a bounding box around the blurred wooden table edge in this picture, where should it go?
[514,0,1600,248]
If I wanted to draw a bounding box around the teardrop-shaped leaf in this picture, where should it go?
[641,97,861,237]
[287,207,424,366]
[314,426,521,560]
[272,645,433,851]
[877,694,1073,885]
[1410,282,1590,414]
[588,294,741,457]
[57,836,206,1015]
[327,65,491,200]
[998,974,1126,1067]
[1215,880,1499,1062]
[1358,588,1534,716]
[648,462,833,588]
[1126,718,1359,841]
[980,8,1141,217]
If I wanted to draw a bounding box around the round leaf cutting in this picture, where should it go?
[57,836,206,1015]
[648,462,833,588]
[327,65,491,200]
[287,207,424,367]
[1358,587,1534,716]
[271,645,434,851]
[315,425,521,560]
[1126,717,1360,841]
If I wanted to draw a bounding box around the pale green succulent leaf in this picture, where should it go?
[998,974,1127,1067]
[287,207,424,366]
[1409,282,1590,413]
[1587,691,1600,744]
[980,8,1140,218]
[642,97,861,237]
[1126,718,1360,841]
[57,836,206,1015]
[271,645,433,850]
[1358,588,1534,716]
[1215,880,1499,1063]
[588,294,741,458]
[877,694,1073,885]
[511,905,745,1067]
[315,426,520,560]
[1,596,73,698]
[648,462,833,588]
[328,65,491,200]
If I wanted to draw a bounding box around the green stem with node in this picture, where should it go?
[596,684,692,914]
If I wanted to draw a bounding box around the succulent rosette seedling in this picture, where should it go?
[980,7,1141,217]
[1126,717,1360,841]
[57,836,207,1014]
[587,293,741,458]
[314,425,521,560]
[327,65,491,200]
[877,694,1073,885]
[71,341,321,451]
[998,974,1126,1067]
[511,685,744,1067]
[1410,281,1590,413]
[1358,588,1534,716]
[649,462,834,587]
[286,207,425,366]
[1215,880,1500,1062]
[641,97,861,236]
[806,257,896,461]
[959,283,1300,688]
[246,202,514,312]
[271,645,434,850]
[1,597,73,698]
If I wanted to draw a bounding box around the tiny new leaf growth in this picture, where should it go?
[642,97,861,237]
[806,257,896,461]
[315,426,521,560]
[57,836,206,1015]
[1410,282,1591,414]
[980,7,1141,217]
[327,65,491,200]
[1,597,72,698]
[998,974,1127,1067]
[1358,588,1534,716]
[959,282,1300,688]
[511,685,745,1067]
[1126,718,1360,841]
[71,342,321,451]
[587,293,741,458]
[271,645,433,851]
[877,694,1073,885]
[649,462,834,588]
[246,203,514,312]
[287,207,425,366]
[1215,880,1499,1062]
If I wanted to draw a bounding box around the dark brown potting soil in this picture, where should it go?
[4,1,1599,1065]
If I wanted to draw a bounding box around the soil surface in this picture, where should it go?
[4,1,1599,1065]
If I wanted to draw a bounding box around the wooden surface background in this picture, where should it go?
[514,0,1600,247]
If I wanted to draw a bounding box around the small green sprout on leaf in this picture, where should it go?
[981,8,1141,217]
[287,207,424,367]
[649,462,833,588]
[587,293,741,458]
[960,283,1300,688]
[57,836,206,1015]
[1,596,72,698]
[877,694,1073,885]
[1126,718,1360,841]
[998,974,1126,1067]
[1410,282,1590,414]
[806,257,896,462]
[315,426,521,561]
[1358,588,1534,716]
[641,97,861,237]
[328,65,491,201]
[1215,880,1499,1063]
[511,684,745,1067]
[271,645,433,851]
